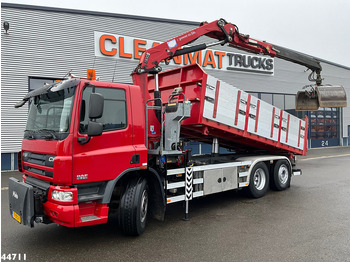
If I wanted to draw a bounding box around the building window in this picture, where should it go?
[261,93,273,104]
[273,94,284,109]
[79,86,127,133]
[249,92,260,99]
[285,95,295,110]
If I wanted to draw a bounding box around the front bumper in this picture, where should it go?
[8,177,109,227]
[42,200,109,227]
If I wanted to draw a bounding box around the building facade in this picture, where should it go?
[2,3,350,170]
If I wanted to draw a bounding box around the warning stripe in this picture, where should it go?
[213,80,220,118]
[298,120,302,147]
[234,90,241,126]
[244,94,251,132]
[278,109,283,143]
[270,107,275,138]
[185,167,193,201]
[286,114,290,143]
[303,116,309,153]
[255,100,260,132]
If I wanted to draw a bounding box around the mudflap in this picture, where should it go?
[9,177,35,227]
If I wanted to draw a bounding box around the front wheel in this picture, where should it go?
[119,177,149,236]
[248,162,269,198]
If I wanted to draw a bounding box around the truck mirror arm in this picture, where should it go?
[77,136,91,145]
[77,91,104,144]
[77,121,103,145]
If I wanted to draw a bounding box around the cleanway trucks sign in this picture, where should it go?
[94,31,274,75]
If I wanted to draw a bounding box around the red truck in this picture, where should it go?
[9,19,346,235]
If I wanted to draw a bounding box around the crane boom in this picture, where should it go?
[132,18,346,111]
[272,44,321,72]
[133,19,322,75]
[133,19,277,74]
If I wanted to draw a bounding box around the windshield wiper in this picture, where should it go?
[37,129,59,140]
[24,130,35,140]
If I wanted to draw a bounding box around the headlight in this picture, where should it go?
[52,190,73,201]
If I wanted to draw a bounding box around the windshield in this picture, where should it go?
[26,86,76,136]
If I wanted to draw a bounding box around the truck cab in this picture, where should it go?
[12,78,149,228]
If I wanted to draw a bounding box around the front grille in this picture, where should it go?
[22,151,55,178]
[23,165,53,178]
[22,152,55,167]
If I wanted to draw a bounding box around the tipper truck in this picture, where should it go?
[9,19,347,235]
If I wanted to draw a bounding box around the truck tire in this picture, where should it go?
[248,162,269,198]
[119,177,149,236]
[271,160,291,191]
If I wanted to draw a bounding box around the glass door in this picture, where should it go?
[309,108,339,147]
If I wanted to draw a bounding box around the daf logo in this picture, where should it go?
[77,174,88,180]
[48,157,55,162]
[12,191,18,199]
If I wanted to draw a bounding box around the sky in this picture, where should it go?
[2,0,350,67]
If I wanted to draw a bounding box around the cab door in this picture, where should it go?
[72,83,136,184]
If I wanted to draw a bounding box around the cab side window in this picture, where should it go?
[79,87,127,133]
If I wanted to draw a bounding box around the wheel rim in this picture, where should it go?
[253,168,266,190]
[278,164,289,185]
[140,189,148,223]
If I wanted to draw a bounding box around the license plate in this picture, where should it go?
[12,211,21,224]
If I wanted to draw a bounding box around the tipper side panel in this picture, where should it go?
[147,64,307,155]
[203,74,306,155]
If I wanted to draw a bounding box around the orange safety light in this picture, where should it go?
[87,69,96,80]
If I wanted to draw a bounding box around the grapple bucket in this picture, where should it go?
[295,91,319,111]
[316,85,347,108]
[296,85,347,111]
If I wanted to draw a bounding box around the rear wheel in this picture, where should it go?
[248,162,269,198]
[119,177,149,236]
[271,160,291,191]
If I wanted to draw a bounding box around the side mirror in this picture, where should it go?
[78,92,104,144]
[87,121,103,136]
[89,93,104,119]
